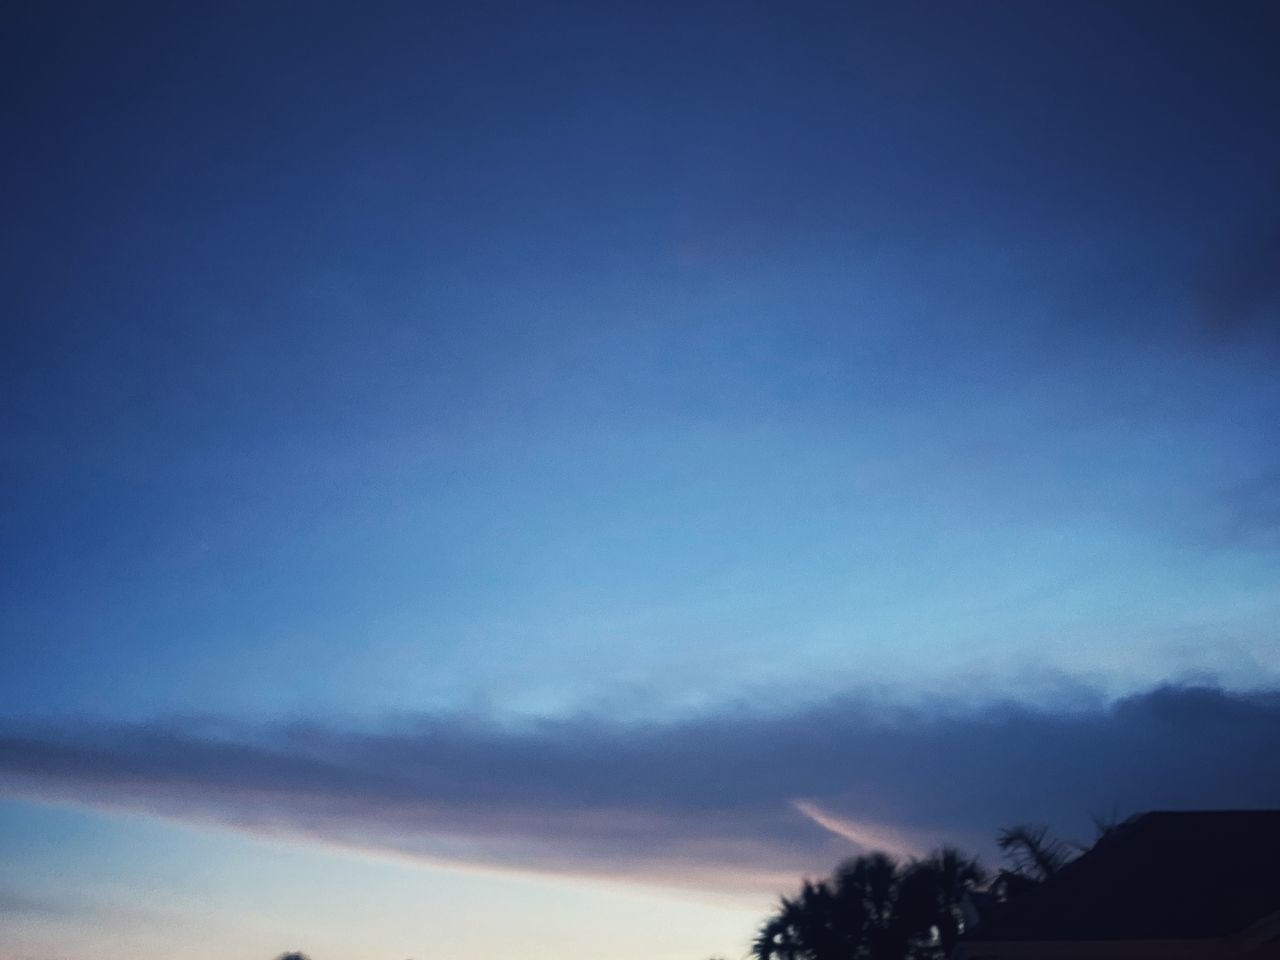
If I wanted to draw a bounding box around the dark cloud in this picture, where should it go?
[1,685,1277,892]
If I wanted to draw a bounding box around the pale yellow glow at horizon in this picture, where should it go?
[0,801,773,960]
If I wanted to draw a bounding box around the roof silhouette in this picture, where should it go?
[967,810,1280,942]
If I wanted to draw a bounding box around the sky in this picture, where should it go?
[2,1,1279,958]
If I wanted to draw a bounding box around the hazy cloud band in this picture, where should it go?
[1,684,1276,892]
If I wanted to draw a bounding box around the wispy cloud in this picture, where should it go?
[1,685,1276,892]
[789,800,920,859]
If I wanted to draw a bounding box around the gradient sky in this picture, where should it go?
[3,2,1280,959]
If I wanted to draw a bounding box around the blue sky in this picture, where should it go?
[2,2,1279,958]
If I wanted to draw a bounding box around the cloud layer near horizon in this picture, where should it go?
[1,684,1277,893]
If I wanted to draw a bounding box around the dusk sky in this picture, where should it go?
[3,3,1279,959]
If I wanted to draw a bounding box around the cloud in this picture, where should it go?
[1,684,1277,893]
[790,800,920,859]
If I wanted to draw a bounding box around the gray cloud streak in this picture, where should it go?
[1,685,1277,892]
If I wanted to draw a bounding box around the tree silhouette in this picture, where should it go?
[992,823,1072,900]
[995,824,1070,880]
[751,848,987,960]
[897,848,989,957]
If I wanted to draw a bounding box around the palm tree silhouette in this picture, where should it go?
[751,848,986,960]
[897,848,988,957]
[992,824,1071,899]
